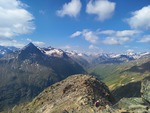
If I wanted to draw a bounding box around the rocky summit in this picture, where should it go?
[11,74,115,113]
[10,74,150,113]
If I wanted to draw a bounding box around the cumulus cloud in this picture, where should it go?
[71,29,99,44]
[32,41,45,46]
[71,29,141,45]
[56,0,82,17]
[116,30,141,37]
[86,0,116,21]
[0,0,35,39]
[70,31,82,38]
[98,30,115,35]
[99,30,140,36]
[99,29,140,45]
[27,38,45,46]
[0,39,24,48]
[138,35,150,43]
[82,30,99,43]
[126,5,150,30]
[103,37,130,45]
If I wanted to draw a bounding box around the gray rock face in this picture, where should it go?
[141,76,150,104]
[114,76,150,113]
[115,98,149,113]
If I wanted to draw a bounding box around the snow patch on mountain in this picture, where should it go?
[42,47,66,58]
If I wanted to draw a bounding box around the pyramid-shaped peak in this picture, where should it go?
[28,42,34,45]
[22,42,37,50]
[18,42,44,61]
[20,42,42,54]
[26,42,36,47]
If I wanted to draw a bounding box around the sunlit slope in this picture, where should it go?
[88,55,150,91]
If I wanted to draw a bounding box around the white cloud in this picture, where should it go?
[103,37,119,45]
[82,30,99,43]
[33,41,45,46]
[0,0,35,39]
[116,30,141,37]
[26,38,32,42]
[71,29,141,45]
[89,45,99,50]
[86,0,116,21]
[56,0,82,17]
[138,35,150,43]
[99,29,140,45]
[70,31,82,38]
[0,39,24,48]
[27,38,45,46]
[70,29,99,44]
[126,5,150,30]
[99,30,140,37]
[99,30,115,35]
[103,37,130,45]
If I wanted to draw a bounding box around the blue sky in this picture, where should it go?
[0,0,150,53]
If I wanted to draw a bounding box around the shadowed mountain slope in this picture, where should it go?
[0,43,85,111]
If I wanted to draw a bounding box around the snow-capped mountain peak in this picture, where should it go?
[42,47,67,58]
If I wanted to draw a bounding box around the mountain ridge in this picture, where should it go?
[11,74,115,113]
[0,43,85,111]
[0,43,149,65]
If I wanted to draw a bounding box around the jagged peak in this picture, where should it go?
[18,42,44,60]
[20,42,43,53]
[22,42,37,50]
[27,42,35,46]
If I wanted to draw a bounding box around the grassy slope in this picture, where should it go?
[88,58,150,91]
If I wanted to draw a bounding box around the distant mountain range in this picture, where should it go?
[0,44,149,66]
[0,46,18,58]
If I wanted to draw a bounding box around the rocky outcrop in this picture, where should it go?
[114,76,150,113]
[141,76,150,104]
[112,81,141,102]
[11,74,115,113]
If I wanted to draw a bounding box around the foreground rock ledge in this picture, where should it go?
[11,74,115,113]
